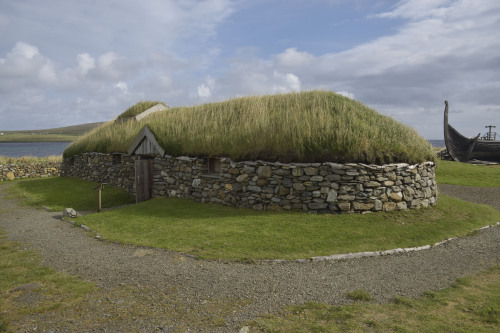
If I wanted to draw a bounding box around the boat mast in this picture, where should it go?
[484,125,496,140]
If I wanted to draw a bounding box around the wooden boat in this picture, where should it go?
[444,101,500,162]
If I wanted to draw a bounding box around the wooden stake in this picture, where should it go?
[98,188,102,213]
[91,183,107,213]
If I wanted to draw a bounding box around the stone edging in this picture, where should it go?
[268,222,500,263]
[58,211,500,264]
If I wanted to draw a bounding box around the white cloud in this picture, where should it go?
[38,62,57,84]
[116,81,129,94]
[337,91,356,100]
[11,41,39,59]
[76,53,95,76]
[376,0,451,20]
[197,84,212,98]
[272,72,301,93]
[197,77,215,98]
[274,48,315,68]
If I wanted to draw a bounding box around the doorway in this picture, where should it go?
[135,158,153,203]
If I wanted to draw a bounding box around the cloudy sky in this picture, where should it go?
[1,0,499,139]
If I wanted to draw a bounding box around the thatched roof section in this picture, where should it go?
[64,91,435,164]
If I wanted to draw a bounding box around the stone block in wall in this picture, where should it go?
[396,202,407,210]
[353,202,374,211]
[257,166,272,178]
[256,178,268,187]
[293,183,305,191]
[338,202,351,211]
[247,185,261,193]
[278,186,289,196]
[236,174,249,183]
[326,189,337,203]
[388,192,403,202]
[365,181,381,188]
[308,202,327,210]
[338,194,355,201]
[242,166,255,174]
[274,168,291,176]
[383,202,396,211]
[292,168,303,177]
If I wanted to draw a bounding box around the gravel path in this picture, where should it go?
[1,183,500,332]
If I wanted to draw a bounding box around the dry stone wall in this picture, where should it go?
[61,153,135,193]
[1,162,61,181]
[61,153,438,214]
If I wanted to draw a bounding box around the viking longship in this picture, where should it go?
[443,101,500,162]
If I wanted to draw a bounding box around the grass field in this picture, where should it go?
[76,195,500,260]
[0,122,102,143]
[1,156,499,331]
[0,155,62,165]
[7,177,134,212]
[437,159,500,187]
[64,91,435,164]
[5,175,500,260]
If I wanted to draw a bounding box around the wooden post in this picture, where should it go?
[91,183,107,213]
[98,188,102,213]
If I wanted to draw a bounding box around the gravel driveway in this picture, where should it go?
[1,183,499,332]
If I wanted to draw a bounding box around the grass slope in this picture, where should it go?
[64,91,435,164]
[0,122,103,142]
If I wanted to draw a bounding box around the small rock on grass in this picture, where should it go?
[63,208,77,218]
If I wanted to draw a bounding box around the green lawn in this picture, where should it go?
[5,176,500,260]
[7,177,134,212]
[436,159,500,187]
[0,133,76,142]
[77,195,500,260]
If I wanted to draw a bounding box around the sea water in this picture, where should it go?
[0,140,446,158]
[428,140,445,148]
[0,142,70,157]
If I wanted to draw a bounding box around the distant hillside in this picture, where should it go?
[0,122,104,142]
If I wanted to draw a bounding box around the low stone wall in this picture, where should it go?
[61,153,438,214]
[61,153,135,193]
[0,162,61,181]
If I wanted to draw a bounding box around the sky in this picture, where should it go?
[1,0,499,139]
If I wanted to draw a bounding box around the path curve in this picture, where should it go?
[1,183,499,332]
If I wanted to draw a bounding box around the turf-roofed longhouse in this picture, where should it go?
[62,91,437,214]
[64,91,435,165]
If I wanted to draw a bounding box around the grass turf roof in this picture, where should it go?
[64,91,435,164]
[115,101,167,120]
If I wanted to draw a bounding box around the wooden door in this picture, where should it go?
[135,159,153,203]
